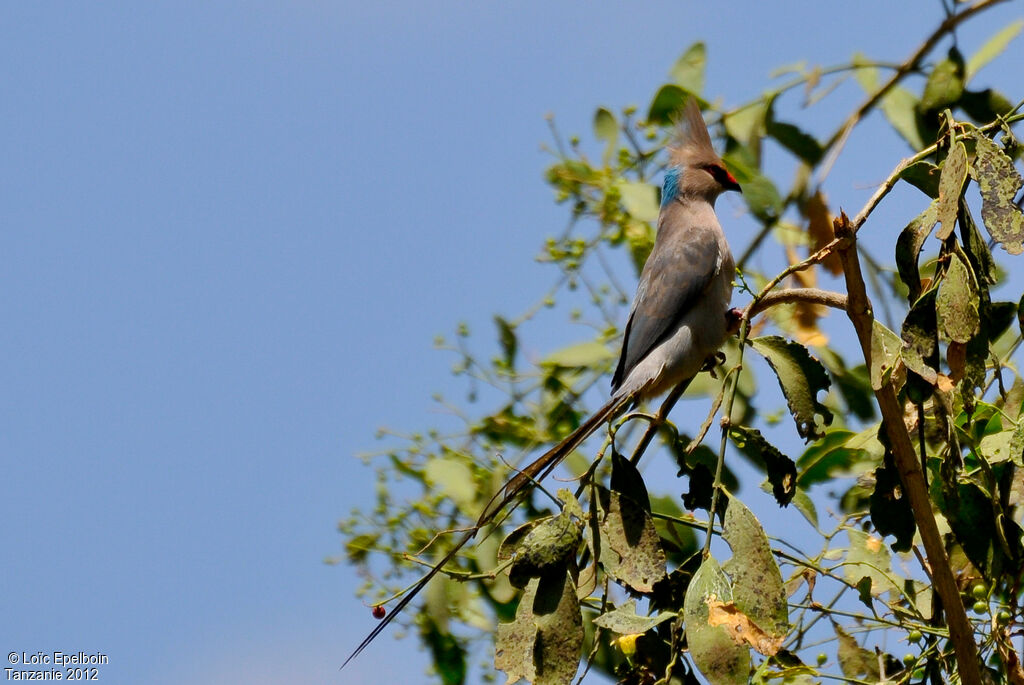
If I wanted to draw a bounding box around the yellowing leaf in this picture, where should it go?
[617,180,660,222]
[684,556,750,685]
[706,599,785,655]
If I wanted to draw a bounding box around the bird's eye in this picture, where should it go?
[703,164,740,189]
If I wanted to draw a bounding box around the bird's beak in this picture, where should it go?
[723,169,742,193]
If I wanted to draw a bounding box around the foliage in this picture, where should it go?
[337,4,1024,683]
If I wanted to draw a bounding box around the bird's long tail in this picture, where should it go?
[342,393,632,670]
[477,393,633,526]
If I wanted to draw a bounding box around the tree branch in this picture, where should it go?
[744,287,847,320]
[833,211,982,685]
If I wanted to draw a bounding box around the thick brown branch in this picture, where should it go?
[833,212,981,685]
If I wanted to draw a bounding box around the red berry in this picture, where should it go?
[372,605,386,619]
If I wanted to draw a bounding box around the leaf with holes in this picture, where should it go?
[937,249,980,344]
[495,571,583,685]
[971,133,1024,255]
[684,556,750,685]
[507,511,582,588]
[749,336,833,441]
[722,496,789,642]
[596,487,667,592]
[869,440,916,552]
[728,426,796,506]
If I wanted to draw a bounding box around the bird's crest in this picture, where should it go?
[668,98,720,169]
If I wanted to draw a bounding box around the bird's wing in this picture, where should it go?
[611,224,722,392]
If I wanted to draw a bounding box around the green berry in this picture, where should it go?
[973,600,988,614]
[816,653,827,666]
[997,610,1011,624]
[908,629,923,643]
[903,653,916,667]
[971,583,987,600]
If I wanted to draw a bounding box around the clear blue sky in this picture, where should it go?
[2,2,1021,683]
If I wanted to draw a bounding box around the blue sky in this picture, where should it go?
[2,2,1021,683]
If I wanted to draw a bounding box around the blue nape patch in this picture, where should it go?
[661,167,680,207]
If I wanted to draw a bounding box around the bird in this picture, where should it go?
[342,97,740,669]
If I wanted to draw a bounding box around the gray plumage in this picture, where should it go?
[343,98,739,670]
[611,101,737,398]
[499,97,739,500]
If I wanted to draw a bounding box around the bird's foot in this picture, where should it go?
[702,351,728,377]
[726,307,743,335]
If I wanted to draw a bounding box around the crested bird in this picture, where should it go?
[342,97,740,668]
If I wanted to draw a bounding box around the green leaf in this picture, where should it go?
[729,425,797,506]
[723,100,767,147]
[959,203,998,287]
[684,556,750,685]
[765,118,823,165]
[495,571,583,685]
[592,598,676,635]
[970,133,1024,255]
[647,84,689,126]
[966,20,1024,81]
[422,616,467,685]
[495,315,518,367]
[854,59,924,149]
[593,106,618,144]
[937,249,980,344]
[843,527,902,598]
[593,106,618,162]
[425,457,478,513]
[722,496,789,639]
[790,487,819,529]
[617,180,660,222]
[834,623,880,680]
[796,429,872,487]
[978,420,1024,465]
[943,479,1002,577]
[596,488,667,592]
[869,320,904,391]
[936,141,968,241]
[895,200,939,303]
[345,532,378,563]
[920,48,965,112]
[508,511,582,588]
[670,42,707,94]
[739,172,783,223]
[879,86,926,149]
[540,340,616,370]
[960,88,1016,122]
[749,336,833,441]
[898,160,940,198]
[610,451,652,511]
[901,287,940,388]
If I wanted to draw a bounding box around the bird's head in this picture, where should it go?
[662,98,741,206]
